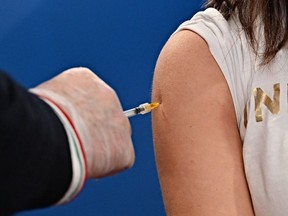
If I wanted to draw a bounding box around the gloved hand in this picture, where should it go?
[30,67,135,179]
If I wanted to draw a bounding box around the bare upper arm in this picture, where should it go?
[152,30,254,215]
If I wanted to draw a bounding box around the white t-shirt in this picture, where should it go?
[175,8,288,216]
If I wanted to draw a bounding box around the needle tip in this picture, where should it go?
[150,102,160,110]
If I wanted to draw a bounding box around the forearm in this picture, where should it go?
[0,67,136,215]
[0,72,72,215]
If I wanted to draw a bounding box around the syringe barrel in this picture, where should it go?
[138,103,151,114]
[124,108,137,117]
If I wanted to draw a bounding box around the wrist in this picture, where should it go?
[33,94,88,204]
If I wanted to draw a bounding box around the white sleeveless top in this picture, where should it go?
[175,8,288,216]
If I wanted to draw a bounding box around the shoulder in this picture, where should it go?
[152,26,254,216]
[153,29,236,123]
[157,8,254,125]
[153,29,218,95]
[154,30,213,85]
[175,8,234,42]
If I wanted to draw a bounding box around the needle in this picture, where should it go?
[124,102,160,118]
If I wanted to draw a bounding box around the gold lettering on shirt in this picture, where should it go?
[253,83,280,122]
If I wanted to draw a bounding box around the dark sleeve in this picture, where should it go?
[0,71,72,215]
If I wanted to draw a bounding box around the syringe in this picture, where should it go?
[124,102,159,118]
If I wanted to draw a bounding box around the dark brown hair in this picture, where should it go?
[206,0,288,64]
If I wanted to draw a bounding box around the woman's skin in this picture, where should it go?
[152,30,255,215]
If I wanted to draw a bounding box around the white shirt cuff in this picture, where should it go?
[41,98,87,205]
